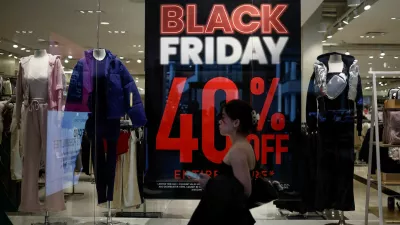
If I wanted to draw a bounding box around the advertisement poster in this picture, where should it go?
[145,0,301,199]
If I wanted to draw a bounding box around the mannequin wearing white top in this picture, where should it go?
[93,48,106,61]
[328,54,344,73]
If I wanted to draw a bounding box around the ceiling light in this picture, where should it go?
[8,54,12,57]
[360,36,364,38]
[367,76,370,78]
[0,53,3,55]
[114,31,119,33]
[120,56,124,59]
[382,76,385,78]
[68,55,72,59]
[338,23,344,30]
[133,45,137,47]
[22,31,26,34]
[126,61,131,63]
[368,63,372,65]
[13,45,18,48]
[318,23,328,33]
[21,48,25,51]
[322,40,326,43]
[65,59,69,63]
[135,80,139,83]
[80,10,85,14]
[55,45,58,47]
[121,31,126,34]
[137,59,142,63]
[327,35,333,39]
[395,56,399,59]
[371,36,375,38]
[26,50,30,53]
[138,45,141,47]
[38,38,45,42]
[138,50,144,53]
[353,9,360,18]
[380,51,386,56]
[345,51,350,55]
[88,11,93,13]
[392,17,396,20]
[364,4,371,11]
[369,56,374,59]
[380,56,384,59]
[101,22,110,25]
[108,31,112,33]
[343,18,349,25]
[28,31,33,34]
[14,56,17,59]
[366,36,370,38]
[96,10,102,13]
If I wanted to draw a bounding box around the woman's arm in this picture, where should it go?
[229,147,252,197]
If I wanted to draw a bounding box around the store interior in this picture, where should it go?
[0,0,400,224]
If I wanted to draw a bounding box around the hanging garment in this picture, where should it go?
[103,130,130,156]
[3,79,12,95]
[10,103,23,180]
[106,130,141,209]
[16,54,65,213]
[306,52,363,212]
[0,101,8,144]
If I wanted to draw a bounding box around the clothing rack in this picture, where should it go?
[365,71,400,225]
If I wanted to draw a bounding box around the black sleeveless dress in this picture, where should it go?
[188,162,256,225]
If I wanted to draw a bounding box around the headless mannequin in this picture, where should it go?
[93,48,106,61]
[328,54,344,73]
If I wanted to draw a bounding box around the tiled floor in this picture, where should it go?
[7,168,389,224]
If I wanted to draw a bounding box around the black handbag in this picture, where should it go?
[247,161,279,209]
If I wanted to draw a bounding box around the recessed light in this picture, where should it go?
[14,56,17,59]
[16,31,20,34]
[126,61,131,63]
[13,45,18,48]
[8,54,12,57]
[369,56,374,59]
[101,22,110,25]
[0,53,3,55]
[28,31,33,34]
[88,11,93,13]
[135,80,139,83]
[120,56,124,59]
[380,56,384,59]
[121,31,126,34]
[80,10,85,14]
[392,17,397,20]
[338,27,344,31]
[138,50,144,53]
[354,15,360,19]
[96,10,102,13]
[366,36,370,38]
[68,55,72,59]
[345,51,350,55]
[382,76,385,78]
[133,45,137,47]
[322,40,326,43]
[21,48,25,51]
[343,20,349,25]
[38,38,46,42]
[26,50,30,53]
[360,36,364,38]
[108,31,112,33]
[395,56,399,59]
[65,59,69,63]
[22,31,26,34]
[368,63,372,65]
[138,45,141,47]
[137,59,142,63]
[364,5,371,11]
[114,31,119,33]
[367,76,370,78]
[381,52,386,56]
[371,36,375,38]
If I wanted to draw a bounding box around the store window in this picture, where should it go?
[1,0,399,225]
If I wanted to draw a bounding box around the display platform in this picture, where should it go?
[7,216,380,225]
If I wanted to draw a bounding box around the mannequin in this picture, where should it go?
[93,48,106,61]
[17,48,66,213]
[328,54,344,73]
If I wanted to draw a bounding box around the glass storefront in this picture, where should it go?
[0,0,399,224]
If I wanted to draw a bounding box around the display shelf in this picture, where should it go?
[369,207,400,224]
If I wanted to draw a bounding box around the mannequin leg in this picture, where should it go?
[19,107,42,212]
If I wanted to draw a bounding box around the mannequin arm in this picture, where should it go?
[355,76,363,136]
[306,72,318,131]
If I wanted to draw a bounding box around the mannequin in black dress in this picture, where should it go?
[188,99,257,225]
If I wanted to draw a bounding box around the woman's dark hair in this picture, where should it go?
[222,99,257,135]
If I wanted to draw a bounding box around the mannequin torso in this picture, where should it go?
[28,49,49,98]
[328,54,344,73]
[93,49,106,61]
